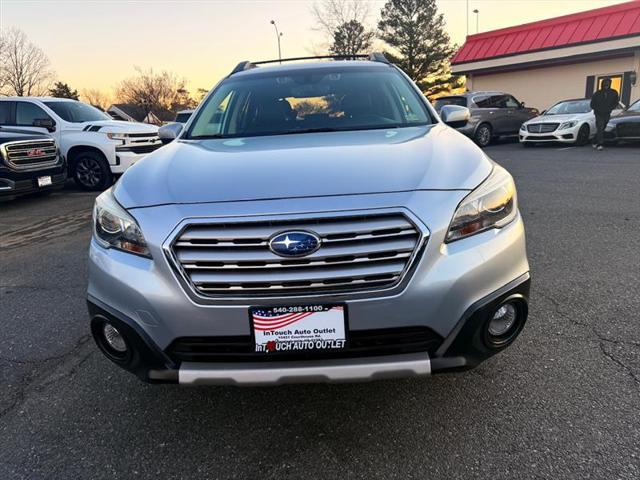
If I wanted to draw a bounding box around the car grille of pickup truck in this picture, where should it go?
[169,213,424,297]
[527,123,559,133]
[2,139,58,170]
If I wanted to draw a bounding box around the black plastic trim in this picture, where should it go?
[431,273,531,373]
[87,298,177,383]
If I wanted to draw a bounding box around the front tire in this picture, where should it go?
[575,124,590,146]
[73,151,112,191]
[474,124,492,147]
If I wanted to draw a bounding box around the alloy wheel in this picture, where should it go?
[76,157,103,188]
[476,126,491,147]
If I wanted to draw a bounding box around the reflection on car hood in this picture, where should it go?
[114,125,493,208]
[525,113,592,124]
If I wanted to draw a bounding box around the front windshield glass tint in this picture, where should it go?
[187,67,432,139]
[44,101,110,123]
[546,100,591,115]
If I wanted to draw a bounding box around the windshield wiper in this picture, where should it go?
[269,127,340,136]
[188,134,227,139]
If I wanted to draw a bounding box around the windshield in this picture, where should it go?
[44,101,110,123]
[546,100,591,115]
[433,96,467,111]
[187,67,432,139]
[628,100,640,113]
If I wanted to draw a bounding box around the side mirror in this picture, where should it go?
[33,118,56,133]
[440,105,470,128]
[520,102,526,109]
[541,110,547,115]
[158,122,183,144]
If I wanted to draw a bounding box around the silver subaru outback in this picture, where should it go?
[88,53,530,385]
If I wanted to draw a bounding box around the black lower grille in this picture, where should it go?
[118,143,162,154]
[166,326,443,363]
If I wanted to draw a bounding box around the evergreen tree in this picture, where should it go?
[49,81,79,100]
[378,0,462,96]
[330,20,374,56]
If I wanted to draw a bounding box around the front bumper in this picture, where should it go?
[88,274,530,385]
[0,162,67,200]
[87,192,530,384]
[519,127,579,143]
[111,150,155,174]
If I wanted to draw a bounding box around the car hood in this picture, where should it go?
[525,113,591,124]
[114,124,493,209]
[0,127,50,142]
[610,111,640,123]
[69,120,159,134]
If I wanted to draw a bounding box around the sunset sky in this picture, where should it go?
[0,0,633,97]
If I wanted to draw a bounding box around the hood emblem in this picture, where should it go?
[269,231,321,257]
[26,148,45,157]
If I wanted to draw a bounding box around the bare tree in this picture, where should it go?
[1,28,55,96]
[0,34,7,93]
[311,0,375,55]
[115,68,189,119]
[81,89,112,110]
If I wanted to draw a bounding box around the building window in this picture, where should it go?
[597,74,623,95]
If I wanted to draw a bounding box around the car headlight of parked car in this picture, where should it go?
[446,165,517,242]
[93,189,151,257]
[519,124,527,131]
[558,121,577,130]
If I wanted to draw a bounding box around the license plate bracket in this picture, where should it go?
[37,176,52,187]
[250,305,347,355]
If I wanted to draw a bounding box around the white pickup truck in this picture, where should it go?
[0,97,161,190]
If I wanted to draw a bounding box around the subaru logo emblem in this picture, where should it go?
[269,231,321,257]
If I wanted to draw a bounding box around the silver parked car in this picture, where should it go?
[434,91,539,147]
[88,54,530,385]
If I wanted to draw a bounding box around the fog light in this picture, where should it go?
[102,323,127,353]
[488,303,517,337]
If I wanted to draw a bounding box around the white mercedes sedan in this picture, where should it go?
[519,98,624,146]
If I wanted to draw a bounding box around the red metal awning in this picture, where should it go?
[452,1,640,65]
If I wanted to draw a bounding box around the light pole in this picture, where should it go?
[466,0,469,36]
[473,9,480,34]
[270,20,283,63]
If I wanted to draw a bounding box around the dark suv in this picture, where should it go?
[0,127,66,200]
[434,92,538,147]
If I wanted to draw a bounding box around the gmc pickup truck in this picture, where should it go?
[0,127,67,201]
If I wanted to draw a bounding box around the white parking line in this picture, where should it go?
[557,146,576,151]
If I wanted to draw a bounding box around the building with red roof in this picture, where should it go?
[451,1,640,110]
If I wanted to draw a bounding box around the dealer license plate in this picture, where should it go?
[251,305,347,354]
[37,176,52,187]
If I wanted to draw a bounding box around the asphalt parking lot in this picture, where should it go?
[1,141,639,479]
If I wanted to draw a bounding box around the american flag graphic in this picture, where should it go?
[253,306,343,331]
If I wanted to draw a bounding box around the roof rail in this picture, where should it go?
[227,52,390,76]
[229,61,256,76]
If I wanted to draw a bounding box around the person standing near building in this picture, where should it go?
[590,79,619,151]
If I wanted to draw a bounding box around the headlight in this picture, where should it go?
[93,189,150,257]
[558,121,577,130]
[519,124,526,131]
[446,165,517,242]
[106,132,128,140]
